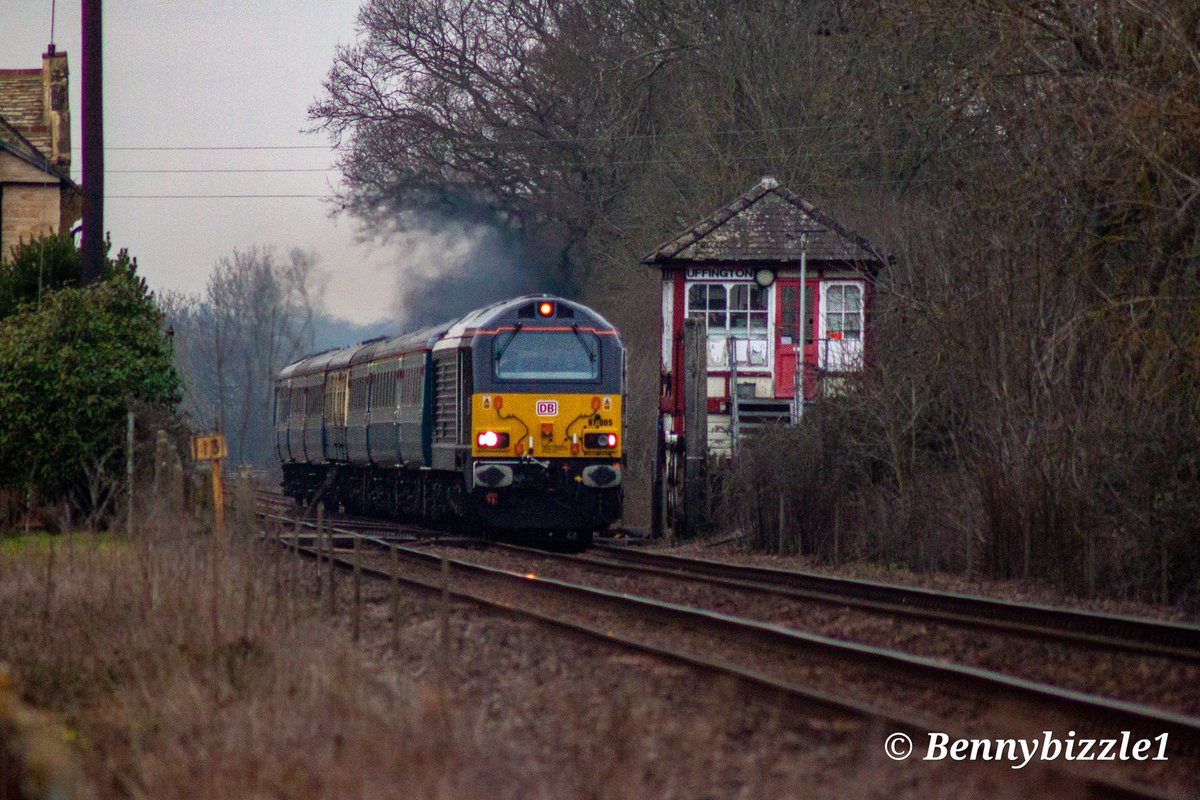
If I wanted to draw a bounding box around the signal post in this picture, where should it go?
[192,433,228,644]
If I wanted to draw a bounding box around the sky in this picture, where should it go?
[1,0,400,325]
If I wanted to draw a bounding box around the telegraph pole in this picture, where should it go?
[81,0,104,284]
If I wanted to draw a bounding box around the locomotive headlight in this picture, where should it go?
[583,432,618,449]
[477,430,510,448]
[537,301,554,317]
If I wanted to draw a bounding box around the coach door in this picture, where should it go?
[774,279,817,399]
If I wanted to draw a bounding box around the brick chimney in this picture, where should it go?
[41,45,70,169]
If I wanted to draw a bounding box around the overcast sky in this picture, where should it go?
[1,0,399,325]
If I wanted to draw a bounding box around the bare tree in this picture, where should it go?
[167,247,323,467]
[312,0,1200,600]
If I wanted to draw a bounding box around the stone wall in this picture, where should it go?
[0,155,69,259]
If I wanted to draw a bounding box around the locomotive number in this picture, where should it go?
[535,400,559,416]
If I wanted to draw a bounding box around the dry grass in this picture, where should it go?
[0,495,1095,800]
[0,498,773,800]
[0,502,529,800]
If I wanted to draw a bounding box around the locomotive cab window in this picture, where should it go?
[493,329,600,380]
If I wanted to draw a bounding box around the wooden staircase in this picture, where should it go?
[729,397,793,453]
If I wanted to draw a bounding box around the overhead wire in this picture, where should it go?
[73,117,971,152]
[108,194,326,199]
[101,142,973,174]
[109,168,336,174]
[107,174,937,200]
[90,122,975,197]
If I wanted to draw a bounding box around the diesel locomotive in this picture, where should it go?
[274,295,624,549]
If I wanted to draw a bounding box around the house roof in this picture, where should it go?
[642,176,886,268]
[0,69,48,153]
[0,115,56,175]
[0,67,72,183]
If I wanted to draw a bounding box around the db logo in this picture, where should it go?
[535,400,558,416]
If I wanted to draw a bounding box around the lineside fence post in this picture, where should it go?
[352,534,361,643]
[315,501,324,595]
[211,455,225,646]
[391,544,400,651]
[682,318,707,539]
[126,411,134,536]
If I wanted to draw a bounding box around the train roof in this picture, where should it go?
[276,295,617,381]
[278,341,365,379]
[277,322,447,381]
[370,320,454,360]
[436,294,618,350]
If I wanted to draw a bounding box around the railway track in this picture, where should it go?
[255,508,1199,798]
[562,545,1200,663]
[255,489,429,538]
[257,491,1200,665]
[257,489,1187,630]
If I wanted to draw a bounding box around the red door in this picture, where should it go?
[774,279,818,399]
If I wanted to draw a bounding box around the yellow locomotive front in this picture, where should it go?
[466,298,624,546]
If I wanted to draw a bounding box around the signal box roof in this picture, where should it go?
[642,176,886,269]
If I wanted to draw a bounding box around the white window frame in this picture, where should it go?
[819,280,865,371]
[686,281,772,371]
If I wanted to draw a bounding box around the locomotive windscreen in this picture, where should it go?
[493,329,599,380]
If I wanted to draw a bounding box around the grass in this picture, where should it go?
[0,494,1071,800]
[0,530,127,556]
[0,501,516,798]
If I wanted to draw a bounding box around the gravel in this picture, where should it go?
[414,544,1200,717]
[288,538,1197,797]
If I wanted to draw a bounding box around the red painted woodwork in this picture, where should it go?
[773,278,820,399]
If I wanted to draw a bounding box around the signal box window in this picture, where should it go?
[687,283,766,332]
[778,285,815,345]
[687,284,727,329]
[687,282,770,367]
[825,284,863,340]
[729,284,768,333]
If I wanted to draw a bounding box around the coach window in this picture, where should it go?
[291,387,305,422]
[274,387,289,424]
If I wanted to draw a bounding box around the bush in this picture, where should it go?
[0,248,179,518]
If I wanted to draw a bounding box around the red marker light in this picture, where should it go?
[538,301,554,317]
[583,432,618,449]
[476,430,510,448]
